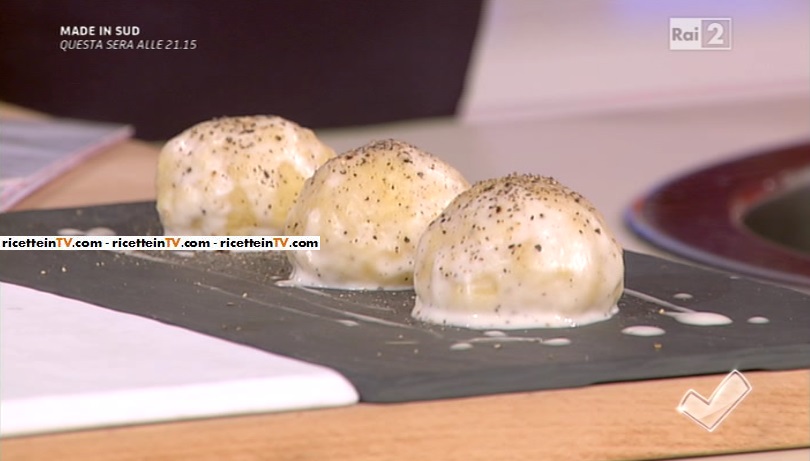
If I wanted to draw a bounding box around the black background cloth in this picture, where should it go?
[0,0,484,140]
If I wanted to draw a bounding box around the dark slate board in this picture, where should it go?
[1,202,809,402]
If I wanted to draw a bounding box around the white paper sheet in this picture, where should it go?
[0,282,359,436]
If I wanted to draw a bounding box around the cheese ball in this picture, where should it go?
[284,139,470,289]
[156,116,335,235]
[412,174,624,329]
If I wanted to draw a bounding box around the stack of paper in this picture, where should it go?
[0,117,134,211]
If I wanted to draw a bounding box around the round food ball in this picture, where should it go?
[284,139,470,289]
[156,116,335,235]
[412,173,624,329]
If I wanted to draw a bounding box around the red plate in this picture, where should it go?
[626,141,810,287]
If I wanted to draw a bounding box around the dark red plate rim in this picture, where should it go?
[625,140,810,287]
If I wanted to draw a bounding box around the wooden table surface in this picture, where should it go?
[2,103,809,461]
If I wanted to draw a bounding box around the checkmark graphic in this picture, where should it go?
[677,370,752,432]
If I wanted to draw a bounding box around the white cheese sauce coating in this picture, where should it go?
[156,116,335,236]
[412,173,624,329]
[284,139,470,289]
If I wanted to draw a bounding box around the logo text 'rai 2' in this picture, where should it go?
[669,18,732,51]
